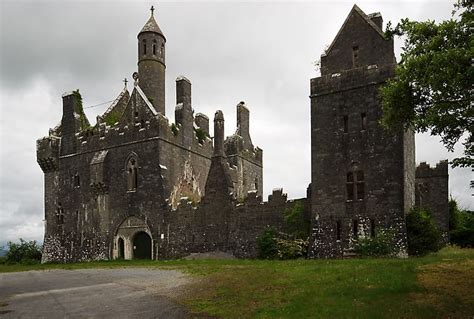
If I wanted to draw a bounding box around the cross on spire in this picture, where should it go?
[150,5,155,16]
[123,78,128,88]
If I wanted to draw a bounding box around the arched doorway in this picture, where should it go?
[118,238,125,259]
[133,231,152,259]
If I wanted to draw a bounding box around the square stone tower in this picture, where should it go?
[308,5,415,258]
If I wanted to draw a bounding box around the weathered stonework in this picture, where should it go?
[37,6,450,262]
[308,5,414,258]
[415,161,450,242]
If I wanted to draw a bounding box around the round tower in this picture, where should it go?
[137,6,166,115]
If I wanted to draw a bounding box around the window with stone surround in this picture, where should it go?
[353,219,358,239]
[361,113,367,130]
[142,39,147,55]
[352,46,359,67]
[56,203,64,225]
[73,173,80,188]
[343,115,348,133]
[370,219,376,237]
[152,40,157,55]
[127,157,138,191]
[336,220,341,240]
[346,170,364,201]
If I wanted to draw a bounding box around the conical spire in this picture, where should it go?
[139,5,165,38]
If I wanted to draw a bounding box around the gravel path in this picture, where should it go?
[0,268,192,318]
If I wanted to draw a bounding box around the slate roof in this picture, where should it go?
[139,15,165,38]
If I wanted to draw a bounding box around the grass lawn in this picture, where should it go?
[1,247,473,318]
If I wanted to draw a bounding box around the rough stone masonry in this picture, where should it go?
[36,5,449,262]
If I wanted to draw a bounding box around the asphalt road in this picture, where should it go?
[0,268,191,318]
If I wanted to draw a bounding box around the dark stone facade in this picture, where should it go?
[415,161,450,242]
[308,5,415,258]
[36,6,450,262]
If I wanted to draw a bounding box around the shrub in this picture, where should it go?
[283,201,310,239]
[6,239,42,264]
[257,228,308,260]
[257,228,278,259]
[449,199,474,248]
[275,238,308,259]
[354,230,395,257]
[406,208,442,256]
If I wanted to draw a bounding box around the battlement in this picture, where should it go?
[36,136,60,172]
[311,63,395,97]
[416,160,449,178]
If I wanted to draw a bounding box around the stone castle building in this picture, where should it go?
[37,5,448,262]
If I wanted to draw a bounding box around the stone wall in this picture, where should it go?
[415,161,449,241]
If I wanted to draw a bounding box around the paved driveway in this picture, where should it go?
[0,268,191,318]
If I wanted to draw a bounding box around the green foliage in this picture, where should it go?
[449,199,474,247]
[257,227,308,260]
[283,201,310,239]
[72,89,91,130]
[354,230,396,257]
[194,127,209,144]
[103,111,121,126]
[381,1,473,167]
[406,208,442,256]
[6,239,42,264]
[170,123,179,136]
[257,228,278,259]
[275,238,308,259]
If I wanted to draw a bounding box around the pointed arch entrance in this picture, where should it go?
[133,232,152,259]
[113,216,153,260]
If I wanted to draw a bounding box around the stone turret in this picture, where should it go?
[214,110,225,156]
[236,101,253,150]
[60,92,79,156]
[175,76,193,147]
[137,6,166,115]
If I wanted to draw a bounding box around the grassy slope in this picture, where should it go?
[1,247,473,318]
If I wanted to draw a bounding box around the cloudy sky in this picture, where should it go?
[0,0,471,245]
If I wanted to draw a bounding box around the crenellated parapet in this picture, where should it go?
[37,136,60,172]
[416,160,448,178]
[311,64,395,97]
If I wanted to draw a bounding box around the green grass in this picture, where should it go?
[1,247,473,318]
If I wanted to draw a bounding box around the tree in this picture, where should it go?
[380,1,473,167]
[406,208,442,256]
[283,201,310,239]
[6,239,42,264]
[449,198,474,247]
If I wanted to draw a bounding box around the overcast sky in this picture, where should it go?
[0,0,471,245]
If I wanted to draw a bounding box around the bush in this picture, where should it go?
[406,208,442,256]
[6,239,42,264]
[275,238,308,259]
[257,228,278,259]
[283,201,310,239]
[354,230,396,257]
[257,228,308,260]
[448,199,474,248]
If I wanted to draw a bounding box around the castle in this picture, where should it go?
[36,5,449,262]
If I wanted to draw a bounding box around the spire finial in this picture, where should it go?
[150,5,155,16]
[123,78,128,89]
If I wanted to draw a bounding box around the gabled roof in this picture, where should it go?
[135,85,158,116]
[139,14,165,38]
[324,4,385,56]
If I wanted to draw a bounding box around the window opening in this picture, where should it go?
[343,115,348,133]
[127,157,138,191]
[370,219,376,237]
[353,219,358,239]
[352,46,359,67]
[361,113,367,130]
[142,40,147,55]
[347,170,364,201]
[336,220,341,240]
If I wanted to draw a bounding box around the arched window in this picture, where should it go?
[73,172,80,187]
[346,170,364,201]
[160,43,164,58]
[336,220,341,240]
[127,157,138,191]
[152,40,157,55]
[142,39,147,55]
